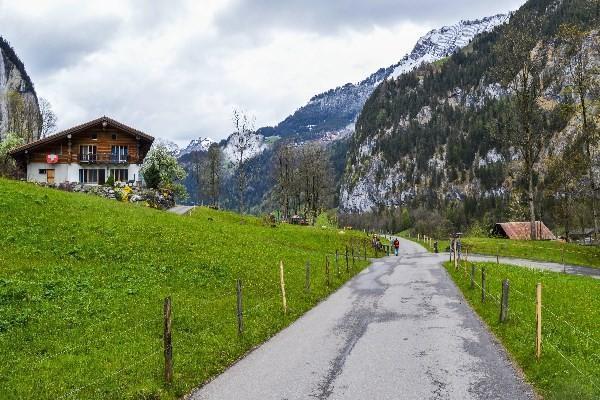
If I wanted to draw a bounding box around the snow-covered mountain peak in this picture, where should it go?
[389,14,508,79]
[252,14,508,145]
[178,137,216,156]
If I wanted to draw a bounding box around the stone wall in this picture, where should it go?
[36,181,175,209]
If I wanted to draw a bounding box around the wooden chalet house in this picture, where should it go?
[10,116,154,185]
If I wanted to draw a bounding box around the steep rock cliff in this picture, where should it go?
[0,37,39,139]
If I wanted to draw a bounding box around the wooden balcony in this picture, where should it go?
[78,153,135,164]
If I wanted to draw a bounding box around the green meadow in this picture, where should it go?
[445,261,600,400]
[0,178,375,399]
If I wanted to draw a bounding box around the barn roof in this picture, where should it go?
[495,221,556,240]
[9,116,154,156]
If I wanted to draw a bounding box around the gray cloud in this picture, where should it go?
[216,0,524,35]
[0,13,121,77]
[0,0,526,145]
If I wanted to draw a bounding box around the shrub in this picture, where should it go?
[105,175,115,187]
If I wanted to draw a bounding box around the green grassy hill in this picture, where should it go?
[0,179,374,399]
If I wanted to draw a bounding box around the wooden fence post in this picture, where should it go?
[305,261,311,292]
[345,247,349,273]
[279,260,287,315]
[236,279,244,334]
[453,241,458,270]
[325,256,331,287]
[481,267,486,303]
[535,283,542,359]
[500,279,509,322]
[470,264,475,289]
[163,297,173,384]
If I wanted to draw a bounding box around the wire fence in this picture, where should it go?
[4,239,376,399]
[455,259,600,394]
[407,232,600,263]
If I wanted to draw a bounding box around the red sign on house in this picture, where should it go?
[47,154,59,164]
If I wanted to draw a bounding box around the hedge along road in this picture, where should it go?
[189,238,534,400]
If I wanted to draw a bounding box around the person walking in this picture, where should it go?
[393,238,400,256]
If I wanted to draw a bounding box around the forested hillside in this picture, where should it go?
[341,0,600,236]
[179,16,507,212]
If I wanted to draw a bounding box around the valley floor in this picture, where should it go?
[189,239,534,400]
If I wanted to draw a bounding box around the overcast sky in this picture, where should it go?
[0,0,524,146]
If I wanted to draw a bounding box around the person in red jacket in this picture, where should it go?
[393,238,400,256]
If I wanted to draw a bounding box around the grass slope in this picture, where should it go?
[0,179,374,399]
[444,261,600,399]
[401,234,600,269]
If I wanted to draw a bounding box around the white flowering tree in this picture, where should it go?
[141,142,187,199]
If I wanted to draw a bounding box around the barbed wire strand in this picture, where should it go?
[9,314,162,373]
[544,340,600,392]
[464,264,600,380]
[58,348,162,399]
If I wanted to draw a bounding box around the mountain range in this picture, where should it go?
[179,14,509,208]
[340,0,599,228]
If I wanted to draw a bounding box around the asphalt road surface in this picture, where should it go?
[189,238,534,400]
[454,253,600,279]
[167,205,195,215]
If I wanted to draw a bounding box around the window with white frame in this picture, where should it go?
[79,169,98,183]
[111,145,128,162]
[110,169,129,182]
[80,145,97,162]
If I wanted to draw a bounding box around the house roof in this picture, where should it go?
[9,116,154,156]
[495,221,556,240]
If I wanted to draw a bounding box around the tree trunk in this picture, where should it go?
[581,94,598,241]
[528,170,536,240]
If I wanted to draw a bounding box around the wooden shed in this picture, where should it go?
[491,221,556,240]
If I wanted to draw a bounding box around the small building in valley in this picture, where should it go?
[10,116,154,185]
[491,221,556,240]
[568,228,595,244]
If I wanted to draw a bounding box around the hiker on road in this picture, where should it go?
[393,238,400,256]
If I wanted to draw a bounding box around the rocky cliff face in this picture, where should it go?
[179,15,509,209]
[340,0,600,213]
[0,37,39,139]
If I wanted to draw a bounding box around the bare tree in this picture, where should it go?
[190,151,204,204]
[493,12,555,240]
[39,97,57,138]
[231,109,256,213]
[545,147,587,241]
[7,91,40,142]
[555,25,600,239]
[204,143,223,207]
[274,143,294,220]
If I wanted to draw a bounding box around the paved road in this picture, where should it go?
[189,238,534,400]
[167,205,195,215]
[458,254,600,279]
